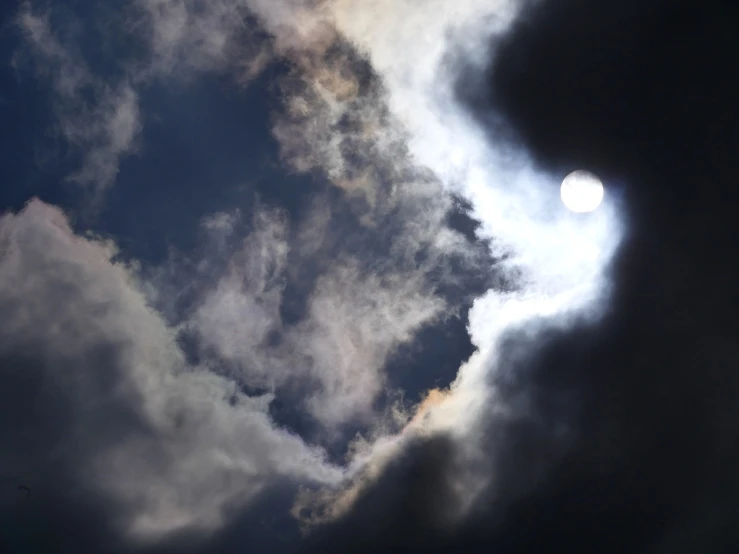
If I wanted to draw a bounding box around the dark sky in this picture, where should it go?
[2,0,739,553]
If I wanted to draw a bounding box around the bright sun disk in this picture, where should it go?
[560,170,604,213]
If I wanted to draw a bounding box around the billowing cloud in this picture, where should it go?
[0,199,343,541]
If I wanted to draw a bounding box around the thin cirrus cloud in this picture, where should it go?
[16,6,142,193]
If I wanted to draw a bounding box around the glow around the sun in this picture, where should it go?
[561,170,604,213]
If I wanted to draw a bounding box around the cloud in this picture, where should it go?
[240,0,623,532]
[191,206,288,388]
[16,5,142,192]
[0,199,344,542]
[298,1,739,552]
[188,199,450,428]
[17,0,731,553]
[14,0,272,195]
[133,0,276,79]
[11,0,588,547]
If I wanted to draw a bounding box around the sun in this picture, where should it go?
[560,170,604,213]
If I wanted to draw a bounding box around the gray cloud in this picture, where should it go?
[0,199,343,541]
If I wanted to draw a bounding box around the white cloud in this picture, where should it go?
[15,0,270,193]
[64,83,141,188]
[190,204,446,428]
[294,261,444,426]
[241,0,625,520]
[191,206,287,387]
[0,199,343,539]
[305,0,624,412]
[17,5,142,192]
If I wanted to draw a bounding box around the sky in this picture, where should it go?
[1,0,738,553]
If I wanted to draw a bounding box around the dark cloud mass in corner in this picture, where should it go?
[2,0,739,553]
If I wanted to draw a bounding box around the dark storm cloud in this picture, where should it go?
[303,1,739,553]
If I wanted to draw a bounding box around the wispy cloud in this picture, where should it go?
[16,5,141,192]
[14,0,268,194]
[188,200,448,428]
